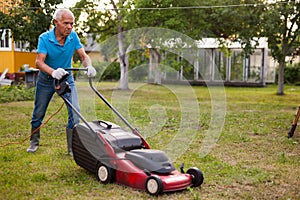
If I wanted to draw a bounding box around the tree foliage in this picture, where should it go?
[0,0,62,51]
[261,0,300,95]
[1,0,299,94]
[205,0,265,57]
[81,0,267,86]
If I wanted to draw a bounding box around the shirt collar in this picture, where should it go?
[49,28,73,46]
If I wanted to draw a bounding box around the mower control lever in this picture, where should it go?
[54,74,70,96]
[54,68,87,96]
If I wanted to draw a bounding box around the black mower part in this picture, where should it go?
[54,74,70,96]
[186,167,204,187]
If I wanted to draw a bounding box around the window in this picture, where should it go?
[230,49,244,81]
[0,29,11,51]
[14,41,30,52]
[214,49,227,81]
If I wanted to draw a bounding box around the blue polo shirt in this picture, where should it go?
[37,28,83,69]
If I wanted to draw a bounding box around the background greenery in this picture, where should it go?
[282,63,300,85]
[1,61,300,105]
[0,82,299,199]
[1,0,299,94]
[0,85,35,103]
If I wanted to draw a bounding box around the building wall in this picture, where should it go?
[14,52,36,71]
[0,51,14,73]
[0,1,36,74]
[0,28,37,73]
[0,51,36,73]
[87,51,105,62]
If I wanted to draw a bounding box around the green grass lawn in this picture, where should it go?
[0,82,299,199]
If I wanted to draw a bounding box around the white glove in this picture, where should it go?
[86,66,96,77]
[51,68,68,80]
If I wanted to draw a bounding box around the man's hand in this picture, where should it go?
[86,66,97,77]
[51,68,68,80]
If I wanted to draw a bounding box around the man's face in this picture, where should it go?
[54,12,74,37]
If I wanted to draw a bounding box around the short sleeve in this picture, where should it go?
[37,36,48,55]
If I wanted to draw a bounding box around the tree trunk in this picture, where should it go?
[118,52,129,90]
[277,61,285,95]
[111,0,129,90]
[148,48,162,84]
[277,30,288,95]
[117,32,129,89]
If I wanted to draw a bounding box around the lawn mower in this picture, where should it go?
[55,68,204,195]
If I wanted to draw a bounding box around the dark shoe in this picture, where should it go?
[27,128,40,153]
[27,144,39,153]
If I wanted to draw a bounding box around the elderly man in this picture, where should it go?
[27,9,96,155]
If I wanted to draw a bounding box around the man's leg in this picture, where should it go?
[66,127,74,156]
[63,75,80,155]
[28,72,55,153]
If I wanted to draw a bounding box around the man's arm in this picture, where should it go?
[35,53,68,79]
[77,47,96,77]
[35,53,55,75]
[77,47,92,67]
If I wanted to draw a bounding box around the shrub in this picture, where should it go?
[284,63,300,84]
[275,62,300,84]
[0,85,35,103]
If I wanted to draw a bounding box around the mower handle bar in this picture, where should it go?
[65,68,135,131]
[62,68,150,147]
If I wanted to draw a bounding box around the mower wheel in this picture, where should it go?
[186,167,204,187]
[145,176,163,195]
[96,163,115,184]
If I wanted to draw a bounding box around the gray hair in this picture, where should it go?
[53,9,74,21]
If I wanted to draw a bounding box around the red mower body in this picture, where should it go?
[72,121,204,195]
[110,153,193,192]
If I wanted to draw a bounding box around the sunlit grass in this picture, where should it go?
[0,83,299,199]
